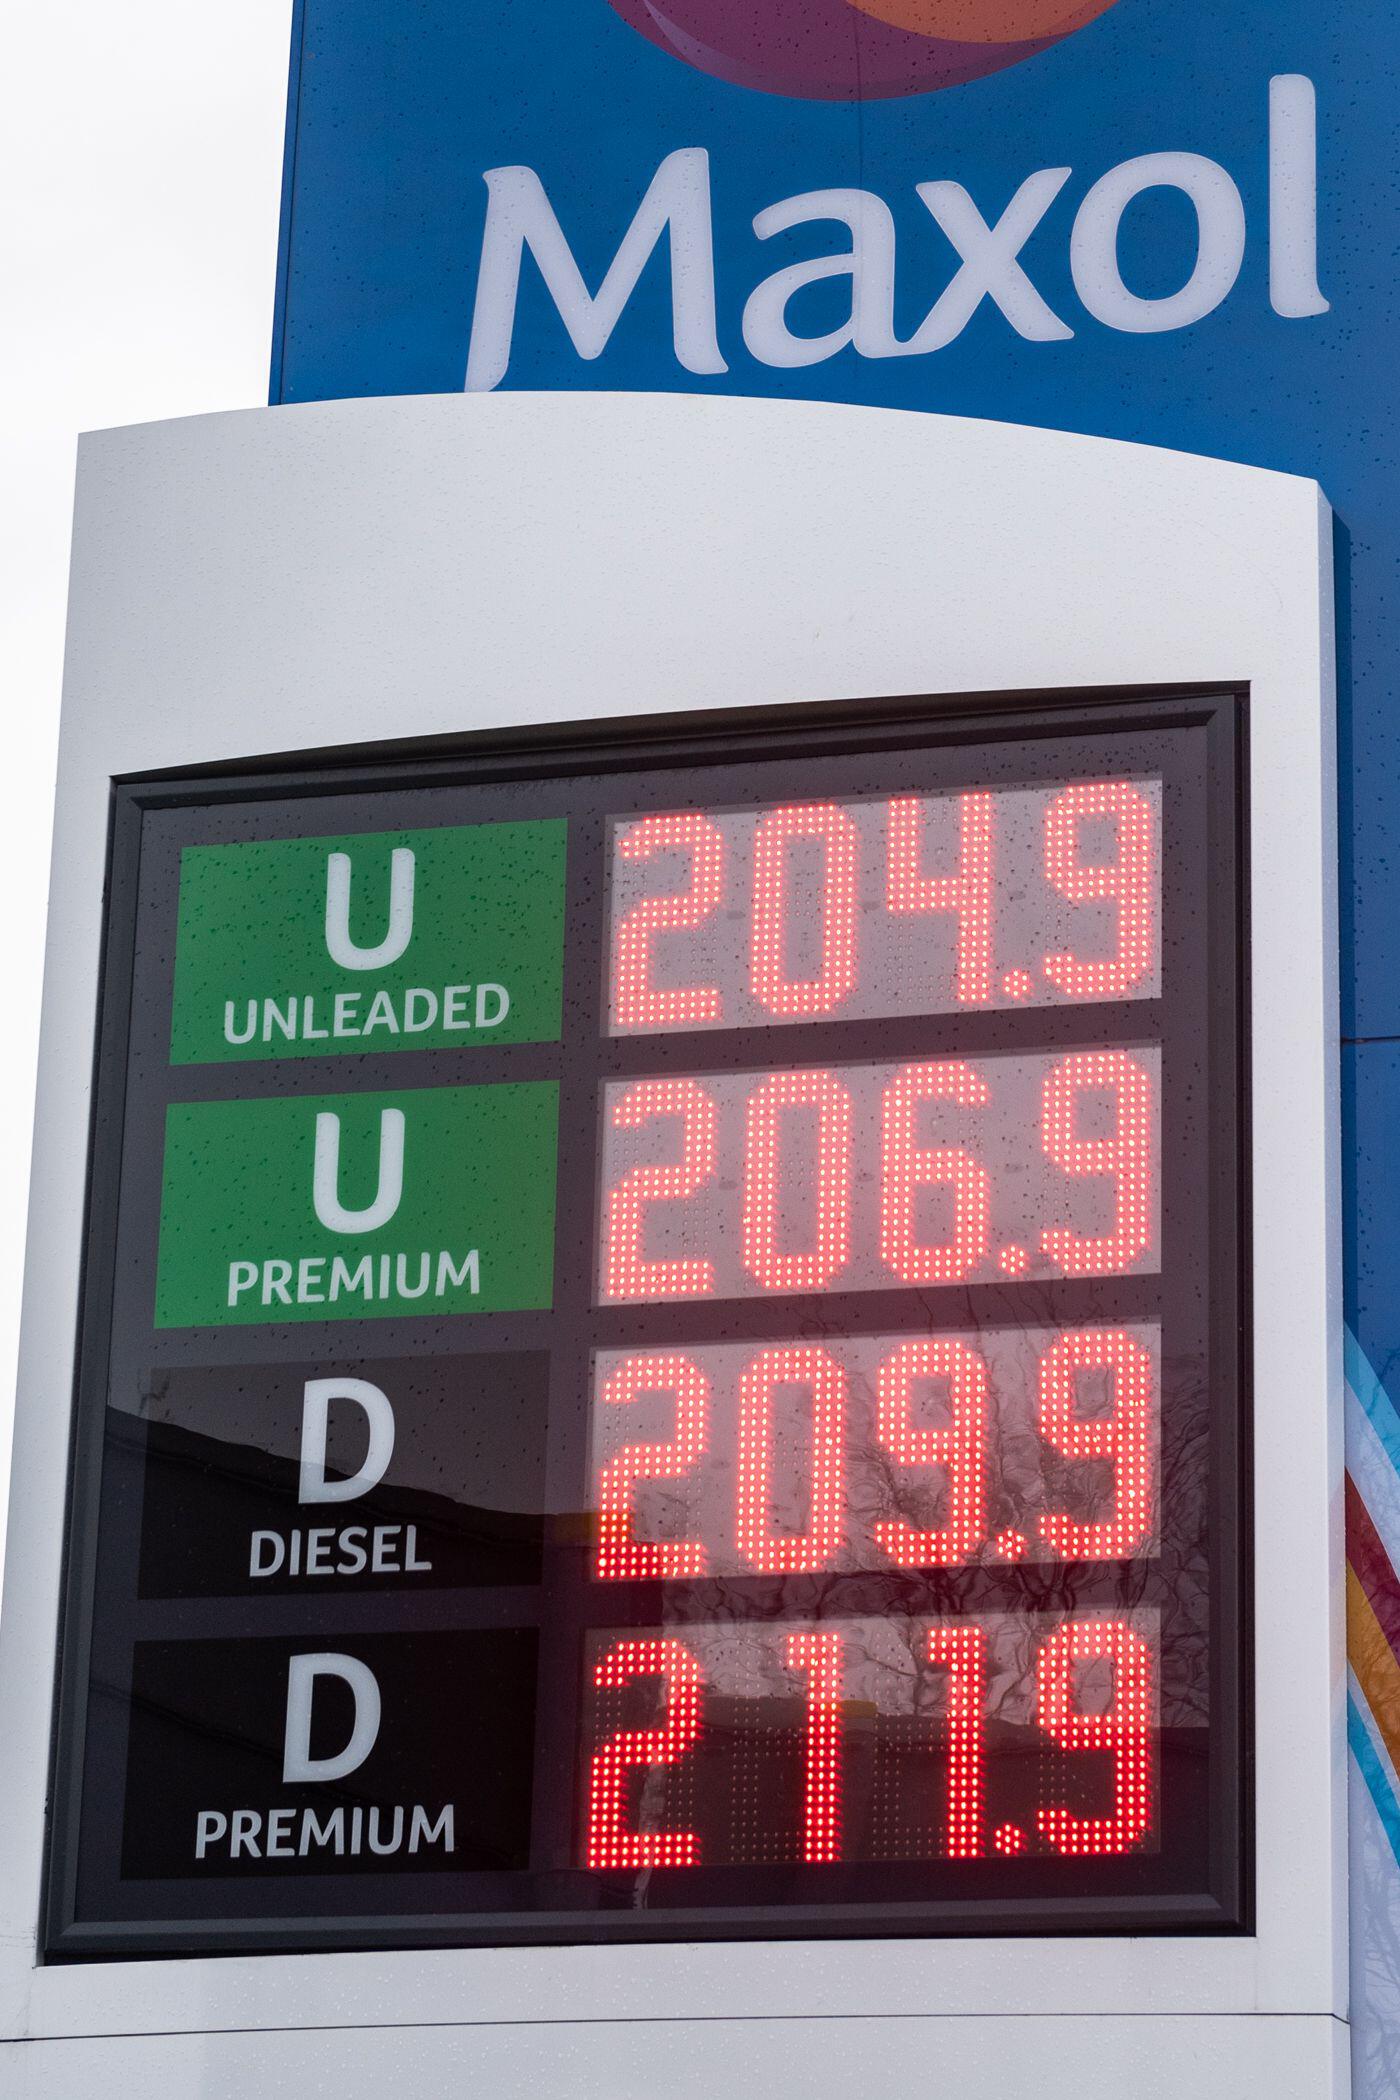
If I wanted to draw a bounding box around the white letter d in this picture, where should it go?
[282,1654,382,1784]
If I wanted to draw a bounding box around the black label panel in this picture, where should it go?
[121,1630,537,1880]
[108,1353,549,1598]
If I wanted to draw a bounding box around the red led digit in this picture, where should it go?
[785,1630,844,1864]
[595,1355,709,1582]
[1035,1620,1155,1855]
[736,1345,846,1573]
[880,1060,992,1285]
[750,802,858,1017]
[887,792,994,1005]
[742,1070,852,1292]
[586,1637,703,1870]
[1043,780,1156,1000]
[603,1076,718,1300]
[613,812,724,1029]
[874,1337,987,1567]
[927,1623,986,1859]
[1037,1329,1154,1561]
[1040,1048,1154,1275]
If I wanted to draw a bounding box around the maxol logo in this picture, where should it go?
[605,0,1123,101]
[465,75,1329,390]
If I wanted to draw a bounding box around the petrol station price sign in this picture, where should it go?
[44,693,1248,1957]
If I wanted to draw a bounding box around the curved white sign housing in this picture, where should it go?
[0,395,1340,2097]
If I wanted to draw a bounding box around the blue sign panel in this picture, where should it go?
[273,1,1400,2078]
[272,4,1396,1024]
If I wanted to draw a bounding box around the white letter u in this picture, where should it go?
[325,848,415,971]
[313,1109,405,1234]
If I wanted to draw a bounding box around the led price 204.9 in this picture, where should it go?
[609,780,1158,1029]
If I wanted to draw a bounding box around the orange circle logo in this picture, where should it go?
[606,0,1122,99]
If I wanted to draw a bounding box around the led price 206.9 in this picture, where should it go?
[600,1047,1157,1300]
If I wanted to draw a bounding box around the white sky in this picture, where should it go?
[0,0,291,1582]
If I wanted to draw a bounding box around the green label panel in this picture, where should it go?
[155,1083,558,1328]
[170,821,567,1064]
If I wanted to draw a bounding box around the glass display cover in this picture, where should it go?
[44,693,1247,1958]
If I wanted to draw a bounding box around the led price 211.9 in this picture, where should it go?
[585,1619,1156,1869]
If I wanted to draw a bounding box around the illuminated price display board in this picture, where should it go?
[45,691,1247,1958]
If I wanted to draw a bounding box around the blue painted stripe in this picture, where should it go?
[1348,1387,1400,1571]
[1351,1666,1400,1794]
[1346,1329,1400,1483]
[1349,1692,1400,1873]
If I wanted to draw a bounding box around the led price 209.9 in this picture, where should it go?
[594,1326,1155,1579]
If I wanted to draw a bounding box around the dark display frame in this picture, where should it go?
[43,685,1251,1960]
